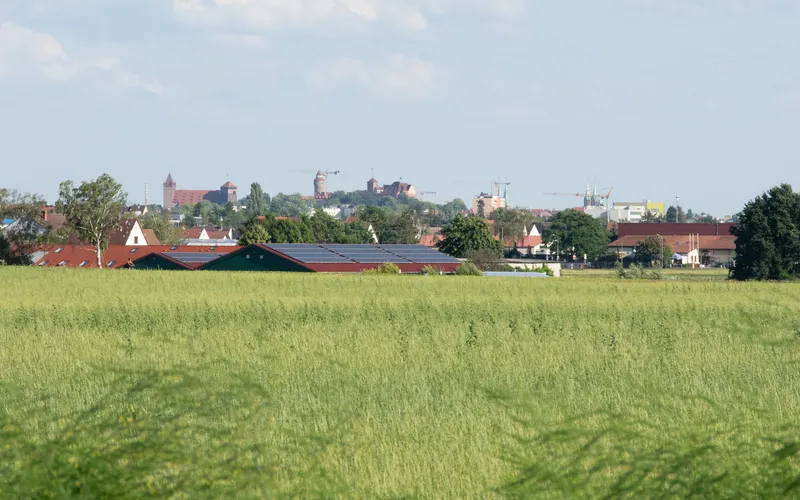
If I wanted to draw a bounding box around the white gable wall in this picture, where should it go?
[126,221,148,246]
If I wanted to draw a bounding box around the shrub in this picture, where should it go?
[455,262,483,276]
[363,262,401,275]
[617,262,663,280]
[422,265,443,276]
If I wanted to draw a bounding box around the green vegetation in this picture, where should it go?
[57,174,127,267]
[615,262,664,280]
[362,262,401,274]
[543,209,610,261]
[0,188,45,264]
[635,235,673,268]
[438,215,502,258]
[2,269,800,497]
[731,183,800,281]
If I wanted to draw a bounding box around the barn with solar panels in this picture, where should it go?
[133,251,228,270]
[199,244,461,273]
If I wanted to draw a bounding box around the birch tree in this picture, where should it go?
[57,174,126,268]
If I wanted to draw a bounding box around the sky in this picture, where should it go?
[1,0,799,215]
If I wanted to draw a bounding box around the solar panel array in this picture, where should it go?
[321,244,412,264]
[163,252,223,264]
[380,245,460,264]
[263,243,459,265]
[263,244,352,263]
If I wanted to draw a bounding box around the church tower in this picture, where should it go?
[163,173,176,210]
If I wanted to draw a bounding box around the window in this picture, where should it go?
[38,260,47,266]
[57,261,67,266]
[130,248,138,253]
[106,261,116,268]
[54,247,63,253]
[171,246,178,250]
[79,261,88,268]
[133,236,139,244]
[209,246,217,251]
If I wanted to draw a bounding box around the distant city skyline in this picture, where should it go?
[2,1,799,215]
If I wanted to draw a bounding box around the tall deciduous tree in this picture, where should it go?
[543,209,609,261]
[731,184,800,281]
[356,206,389,242]
[248,183,268,217]
[382,210,419,244]
[491,208,528,243]
[307,209,343,243]
[438,215,502,258]
[635,235,672,268]
[238,218,271,246]
[141,212,183,246]
[476,199,486,219]
[57,174,126,268]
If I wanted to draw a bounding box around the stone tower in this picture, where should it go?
[314,171,326,197]
[367,177,379,193]
[163,173,176,210]
[220,182,238,204]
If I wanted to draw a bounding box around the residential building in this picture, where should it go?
[472,193,506,218]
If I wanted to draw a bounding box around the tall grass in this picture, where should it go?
[1,267,800,497]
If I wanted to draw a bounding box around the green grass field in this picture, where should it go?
[2,267,800,498]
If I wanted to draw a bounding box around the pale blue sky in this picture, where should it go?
[1,0,799,215]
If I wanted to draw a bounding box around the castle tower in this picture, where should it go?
[314,171,326,198]
[367,177,379,193]
[163,173,176,210]
[220,182,238,204]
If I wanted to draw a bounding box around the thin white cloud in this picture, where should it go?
[210,33,268,50]
[172,0,524,35]
[626,0,799,13]
[0,22,164,96]
[307,54,445,99]
[778,89,800,108]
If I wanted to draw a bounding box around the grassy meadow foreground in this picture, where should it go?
[2,268,800,498]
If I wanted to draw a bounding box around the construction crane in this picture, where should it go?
[544,184,614,208]
[293,169,341,196]
[320,170,340,194]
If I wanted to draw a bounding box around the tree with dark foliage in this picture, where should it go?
[731,184,800,281]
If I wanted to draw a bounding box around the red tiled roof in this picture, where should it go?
[173,190,213,205]
[419,234,441,248]
[109,219,138,246]
[220,182,237,189]
[181,227,206,239]
[33,245,237,269]
[617,223,735,238]
[142,229,160,245]
[609,235,736,251]
[206,230,229,240]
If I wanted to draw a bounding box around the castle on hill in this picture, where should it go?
[162,173,237,210]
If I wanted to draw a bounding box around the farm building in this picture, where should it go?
[132,252,229,270]
[34,245,237,269]
[198,244,461,273]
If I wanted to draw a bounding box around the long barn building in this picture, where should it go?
[134,244,461,273]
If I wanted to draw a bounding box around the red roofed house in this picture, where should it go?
[109,219,152,246]
[610,223,737,266]
[162,173,238,210]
